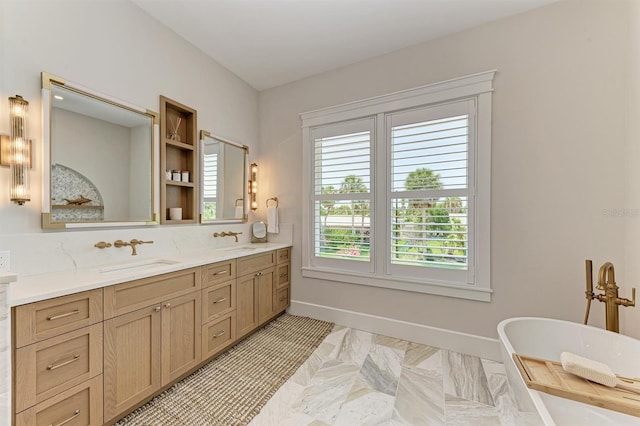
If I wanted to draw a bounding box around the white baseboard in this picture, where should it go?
[288,300,501,361]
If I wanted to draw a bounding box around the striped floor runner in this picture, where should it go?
[116,314,334,426]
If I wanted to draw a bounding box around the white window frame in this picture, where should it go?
[301,70,495,302]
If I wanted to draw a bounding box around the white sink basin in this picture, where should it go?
[221,245,258,252]
[99,259,181,273]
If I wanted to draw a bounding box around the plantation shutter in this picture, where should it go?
[388,100,475,284]
[202,150,218,220]
[310,118,374,272]
[203,153,218,199]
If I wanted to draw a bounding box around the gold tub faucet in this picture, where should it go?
[584,260,636,333]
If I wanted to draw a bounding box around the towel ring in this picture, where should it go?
[235,198,243,207]
[266,197,278,208]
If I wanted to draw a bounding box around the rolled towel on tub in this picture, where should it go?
[267,206,279,233]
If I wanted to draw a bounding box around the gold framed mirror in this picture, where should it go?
[199,130,248,223]
[41,72,159,228]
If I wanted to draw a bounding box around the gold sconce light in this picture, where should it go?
[6,95,31,205]
[0,135,31,168]
[249,162,257,210]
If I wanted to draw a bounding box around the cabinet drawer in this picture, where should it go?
[276,264,290,289]
[275,287,290,313]
[276,247,291,264]
[15,323,103,413]
[14,289,103,348]
[104,267,201,318]
[202,311,236,359]
[202,260,236,288]
[237,251,275,277]
[15,374,103,426]
[202,281,235,323]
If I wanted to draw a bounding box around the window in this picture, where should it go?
[301,71,494,301]
[312,118,373,273]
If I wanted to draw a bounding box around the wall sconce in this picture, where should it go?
[0,135,32,168]
[8,95,30,205]
[248,162,257,210]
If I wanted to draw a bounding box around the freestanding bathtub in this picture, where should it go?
[497,317,640,425]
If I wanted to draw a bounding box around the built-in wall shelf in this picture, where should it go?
[52,205,104,210]
[166,181,195,188]
[166,140,195,151]
[160,95,198,224]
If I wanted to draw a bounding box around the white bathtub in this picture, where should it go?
[497,317,640,426]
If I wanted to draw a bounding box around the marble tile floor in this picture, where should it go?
[250,324,543,426]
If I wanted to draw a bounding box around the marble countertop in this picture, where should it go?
[10,242,291,307]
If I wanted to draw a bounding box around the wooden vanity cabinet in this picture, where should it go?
[236,248,290,338]
[237,252,274,338]
[103,268,202,422]
[12,247,291,425]
[201,259,237,359]
[12,289,104,426]
[275,247,291,311]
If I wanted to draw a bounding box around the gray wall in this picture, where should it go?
[257,0,636,338]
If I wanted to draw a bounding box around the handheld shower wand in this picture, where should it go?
[584,259,594,325]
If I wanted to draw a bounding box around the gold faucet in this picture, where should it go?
[213,231,243,242]
[584,260,636,333]
[114,239,154,255]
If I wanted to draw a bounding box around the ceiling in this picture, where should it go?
[133,0,558,91]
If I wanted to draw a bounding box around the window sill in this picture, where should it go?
[301,267,492,302]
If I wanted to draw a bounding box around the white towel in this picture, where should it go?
[235,205,243,219]
[267,206,279,234]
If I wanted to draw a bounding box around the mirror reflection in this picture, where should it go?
[252,221,267,243]
[42,73,158,228]
[200,131,248,223]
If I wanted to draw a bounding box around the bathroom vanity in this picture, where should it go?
[10,244,291,425]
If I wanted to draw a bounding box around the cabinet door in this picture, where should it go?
[161,291,202,384]
[257,267,276,324]
[236,274,257,338]
[103,305,161,422]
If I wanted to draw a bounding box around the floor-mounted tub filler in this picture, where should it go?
[498,317,640,425]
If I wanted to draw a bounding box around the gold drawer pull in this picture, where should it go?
[47,354,80,371]
[214,270,228,276]
[212,330,226,338]
[213,297,227,304]
[49,409,80,426]
[47,310,80,321]
[279,296,287,302]
[279,273,288,278]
